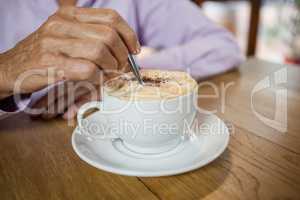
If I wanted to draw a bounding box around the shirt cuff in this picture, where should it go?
[0,94,31,112]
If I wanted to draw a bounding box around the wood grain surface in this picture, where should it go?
[0,59,299,200]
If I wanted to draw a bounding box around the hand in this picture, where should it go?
[0,6,140,98]
[29,63,130,120]
[29,81,100,120]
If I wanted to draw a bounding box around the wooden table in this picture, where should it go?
[1,59,300,200]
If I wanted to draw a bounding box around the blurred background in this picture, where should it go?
[198,0,300,65]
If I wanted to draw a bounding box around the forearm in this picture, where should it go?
[136,0,244,79]
[139,32,244,80]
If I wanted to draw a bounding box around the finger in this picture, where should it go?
[58,7,141,54]
[50,54,98,82]
[104,62,130,81]
[41,85,91,119]
[31,82,68,111]
[42,37,118,70]
[20,53,98,93]
[62,100,84,120]
[40,98,61,119]
[63,89,100,120]
[44,18,129,68]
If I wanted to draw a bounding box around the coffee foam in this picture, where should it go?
[104,69,197,101]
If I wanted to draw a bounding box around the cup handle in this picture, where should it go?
[77,101,118,140]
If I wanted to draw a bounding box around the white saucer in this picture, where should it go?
[71,112,230,177]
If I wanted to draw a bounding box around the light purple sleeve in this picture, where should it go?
[0,97,31,120]
[0,85,51,120]
[135,0,245,80]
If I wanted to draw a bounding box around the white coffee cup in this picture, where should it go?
[77,83,198,154]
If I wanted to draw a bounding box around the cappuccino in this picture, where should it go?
[104,69,197,100]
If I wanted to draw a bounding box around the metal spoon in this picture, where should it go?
[128,54,144,85]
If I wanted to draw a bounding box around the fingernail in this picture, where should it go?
[135,41,141,54]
